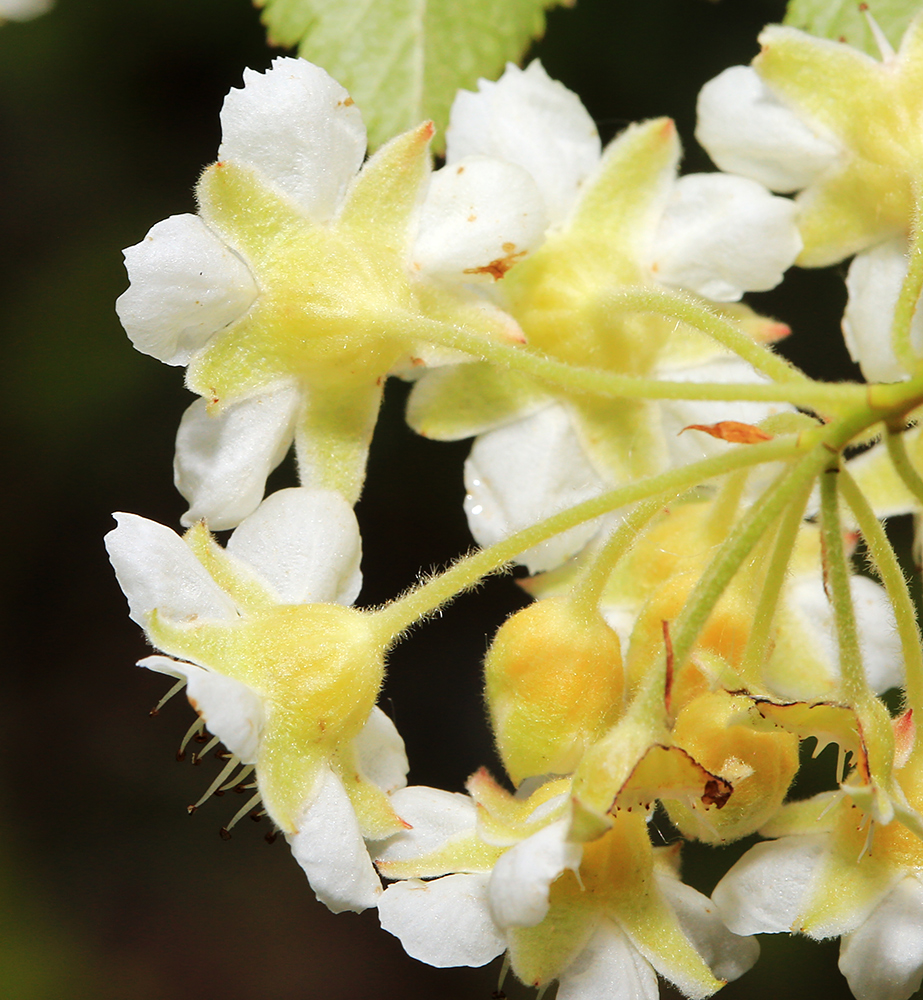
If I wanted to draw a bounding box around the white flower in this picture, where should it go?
[842,237,923,383]
[409,61,799,572]
[376,777,758,999]
[105,486,408,913]
[116,56,546,524]
[714,835,923,1000]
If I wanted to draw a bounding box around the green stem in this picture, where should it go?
[403,317,868,410]
[885,424,923,508]
[891,190,923,375]
[569,495,669,614]
[369,436,804,644]
[737,474,815,689]
[839,467,923,713]
[663,377,923,674]
[669,448,827,673]
[819,461,867,704]
[600,286,808,386]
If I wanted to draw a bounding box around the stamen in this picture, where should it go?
[860,4,895,60]
[219,765,255,793]
[187,754,240,814]
[265,829,278,844]
[857,814,875,861]
[497,953,511,993]
[219,791,262,840]
[150,678,186,716]
[191,735,220,765]
[176,718,205,761]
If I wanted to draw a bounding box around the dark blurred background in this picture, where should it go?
[0,0,867,997]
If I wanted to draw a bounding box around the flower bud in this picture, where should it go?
[484,598,624,786]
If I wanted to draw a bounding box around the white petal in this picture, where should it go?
[447,60,600,225]
[139,655,264,764]
[489,819,582,929]
[785,574,903,695]
[843,239,923,383]
[353,707,408,795]
[411,156,547,282]
[657,874,759,983]
[218,57,366,223]
[0,0,54,21]
[116,214,258,366]
[175,385,300,530]
[839,876,923,1000]
[695,66,841,193]
[712,836,826,935]
[378,873,505,968]
[558,922,659,1000]
[225,487,362,606]
[464,404,607,573]
[651,173,801,301]
[376,787,478,863]
[286,765,382,913]
[105,513,237,627]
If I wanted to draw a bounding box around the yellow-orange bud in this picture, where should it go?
[484,598,624,786]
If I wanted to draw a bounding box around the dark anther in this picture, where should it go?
[235,783,248,794]
[219,827,232,841]
[214,789,225,797]
[265,830,278,845]
[193,731,209,744]
[175,751,187,762]
[250,810,263,823]
[187,805,198,816]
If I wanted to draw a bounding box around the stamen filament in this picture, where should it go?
[220,792,263,839]
[188,755,240,814]
[220,765,255,793]
[150,678,186,716]
[176,718,205,762]
[192,735,220,765]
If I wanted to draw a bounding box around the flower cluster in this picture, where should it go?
[109,13,923,1000]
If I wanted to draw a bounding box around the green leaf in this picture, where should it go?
[783,0,921,56]
[255,0,568,152]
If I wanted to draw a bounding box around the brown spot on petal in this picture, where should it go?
[464,245,527,281]
[680,421,773,444]
[456,165,465,175]
[467,214,477,222]
[338,97,355,107]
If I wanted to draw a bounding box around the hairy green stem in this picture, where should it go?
[885,425,923,508]
[601,286,807,386]
[840,468,923,713]
[891,190,923,375]
[406,318,868,409]
[569,495,669,613]
[669,449,826,674]
[820,462,867,704]
[369,437,804,643]
[737,475,815,689]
